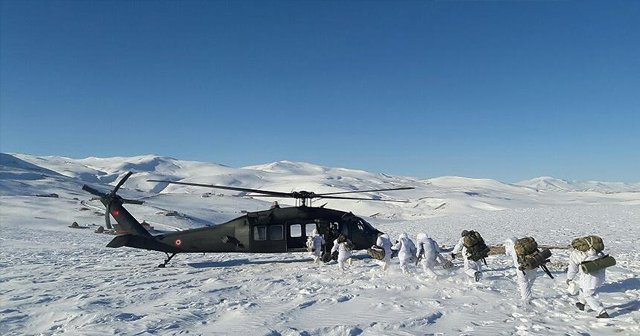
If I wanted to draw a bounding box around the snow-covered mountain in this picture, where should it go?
[2,153,639,221]
[1,152,639,335]
[516,176,640,193]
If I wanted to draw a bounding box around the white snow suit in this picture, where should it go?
[452,237,483,281]
[376,233,393,272]
[331,238,352,271]
[392,233,416,274]
[308,230,325,263]
[567,249,607,315]
[415,233,445,278]
[504,238,538,304]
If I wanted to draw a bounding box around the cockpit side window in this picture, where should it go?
[254,226,267,241]
[268,225,284,240]
[305,223,317,236]
[289,224,302,238]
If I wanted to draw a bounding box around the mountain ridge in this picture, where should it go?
[2,152,639,220]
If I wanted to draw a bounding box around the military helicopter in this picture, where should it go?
[82,172,413,267]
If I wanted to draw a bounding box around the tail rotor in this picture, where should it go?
[82,172,143,229]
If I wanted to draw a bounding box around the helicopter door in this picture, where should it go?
[286,223,316,252]
[248,216,286,253]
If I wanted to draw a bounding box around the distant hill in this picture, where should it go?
[516,176,640,193]
[1,153,638,219]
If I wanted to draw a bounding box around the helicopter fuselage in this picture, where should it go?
[107,202,381,256]
[85,172,407,267]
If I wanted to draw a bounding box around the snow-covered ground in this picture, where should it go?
[1,153,639,335]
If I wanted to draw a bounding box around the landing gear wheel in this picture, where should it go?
[158,252,177,268]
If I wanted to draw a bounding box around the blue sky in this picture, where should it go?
[1,0,638,182]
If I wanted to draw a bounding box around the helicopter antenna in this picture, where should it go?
[148,179,414,205]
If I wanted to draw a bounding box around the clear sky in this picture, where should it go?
[1,0,638,182]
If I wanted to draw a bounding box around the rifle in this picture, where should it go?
[415,243,425,266]
[541,264,554,279]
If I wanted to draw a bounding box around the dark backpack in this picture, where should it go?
[514,237,553,278]
[514,237,538,264]
[463,231,490,261]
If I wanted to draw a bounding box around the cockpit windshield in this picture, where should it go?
[355,217,376,232]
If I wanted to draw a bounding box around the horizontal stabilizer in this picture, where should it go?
[106,235,132,248]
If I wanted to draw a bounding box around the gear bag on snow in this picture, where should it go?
[514,237,554,278]
[441,259,454,269]
[367,245,385,260]
[580,255,616,274]
[571,235,605,252]
[463,231,490,261]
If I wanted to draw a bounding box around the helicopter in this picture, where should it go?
[82,172,414,267]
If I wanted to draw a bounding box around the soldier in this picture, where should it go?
[504,237,538,304]
[392,232,417,274]
[415,233,448,278]
[452,230,486,282]
[375,233,393,272]
[331,234,353,271]
[306,229,325,264]
[567,236,611,318]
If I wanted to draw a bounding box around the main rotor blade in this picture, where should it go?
[254,194,410,203]
[315,186,414,196]
[147,180,294,198]
[112,171,133,195]
[82,185,106,197]
[318,195,411,203]
[122,198,144,205]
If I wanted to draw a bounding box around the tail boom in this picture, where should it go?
[107,234,180,253]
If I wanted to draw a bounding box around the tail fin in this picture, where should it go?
[82,171,150,237]
[108,201,152,237]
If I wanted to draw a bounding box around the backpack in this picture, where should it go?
[514,237,538,263]
[463,231,490,261]
[571,235,604,252]
[367,245,385,260]
[514,237,553,278]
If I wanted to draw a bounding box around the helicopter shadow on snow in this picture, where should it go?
[188,258,309,268]
[607,299,640,318]
[599,277,640,293]
[587,277,639,318]
[187,253,372,269]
